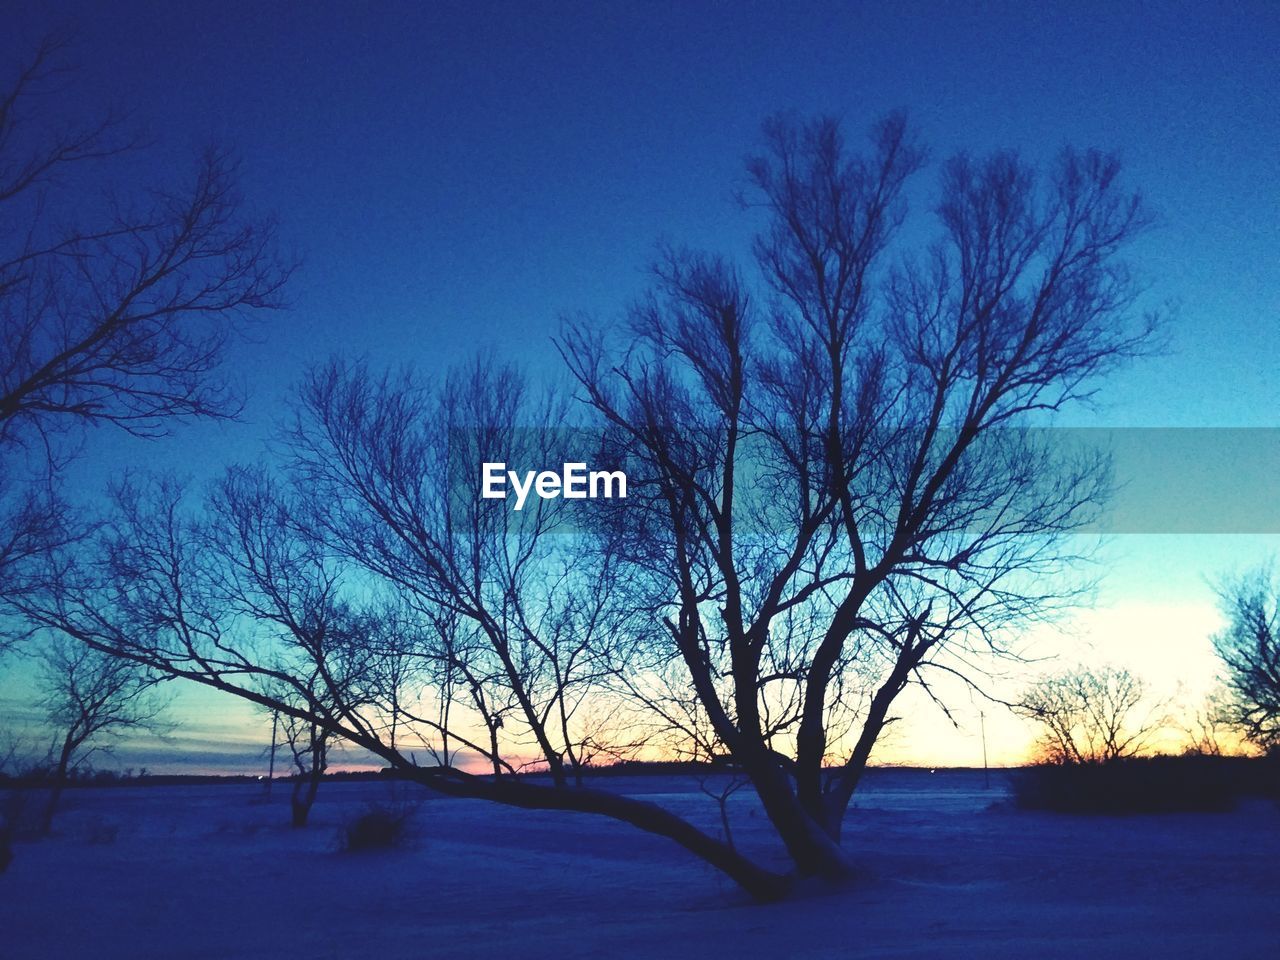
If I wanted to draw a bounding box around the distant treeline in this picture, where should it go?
[0,769,395,789]
[11,756,1273,808]
[1014,754,1280,813]
[2,759,1006,789]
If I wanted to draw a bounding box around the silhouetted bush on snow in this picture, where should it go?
[1013,754,1277,813]
[341,803,414,852]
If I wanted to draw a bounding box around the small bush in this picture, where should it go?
[84,818,119,845]
[1013,754,1274,814]
[340,804,413,852]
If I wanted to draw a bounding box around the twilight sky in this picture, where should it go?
[2,1,1277,771]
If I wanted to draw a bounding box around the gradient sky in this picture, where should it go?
[2,1,1277,772]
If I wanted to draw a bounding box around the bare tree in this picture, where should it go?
[1213,567,1280,751]
[698,769,750,851]
[281,711,331,828]
[0,34,290,642]
[560,112,1158,876]
[32,636,166,833]
[24,113,1157,899]
[1181,686,1234,757]
[280,356,645,789]
[1016,664,1165,764]
[205,463,382,827]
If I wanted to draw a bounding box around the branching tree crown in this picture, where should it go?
[560,112,1157,872]
[1016,664,1166,764]
[33,635,167,832]
[0,35,290,447]
[1213,567,1280,751]
[0,35,291,640]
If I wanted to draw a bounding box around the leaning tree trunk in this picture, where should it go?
[39,736,77,836]
[403,764,793,902]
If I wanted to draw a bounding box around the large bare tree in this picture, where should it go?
[560,113,1158,876]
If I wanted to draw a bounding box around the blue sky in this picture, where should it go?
[2,1,1277,770]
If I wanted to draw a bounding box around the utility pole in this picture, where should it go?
[266,710,279,795]
[980,709,990,789]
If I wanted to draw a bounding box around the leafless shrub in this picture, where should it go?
[1017,664,1167,764]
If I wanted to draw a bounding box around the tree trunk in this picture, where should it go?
[39,736,76,836]
[406,767,793,902]
[738,750,853,879]
[290,773,321,828]
[819,717,884,841]
[290,734,326,827]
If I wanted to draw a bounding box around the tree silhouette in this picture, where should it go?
[33,636,166,833]
[1017,664,1165,764]
[1213,567,1280,751]
[561,113,1159,875]
[0,34,290,645]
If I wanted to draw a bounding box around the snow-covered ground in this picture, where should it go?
[3,770,1277,958]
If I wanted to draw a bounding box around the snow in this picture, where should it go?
[2,770,1277,958]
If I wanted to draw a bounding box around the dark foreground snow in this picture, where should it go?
[3,770,1277,959]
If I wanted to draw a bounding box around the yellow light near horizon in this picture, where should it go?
[26,596,1244,777]
[866,598,1231,768]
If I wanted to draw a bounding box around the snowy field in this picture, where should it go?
[3,769,1278,959]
